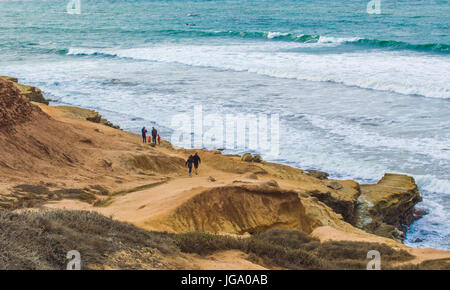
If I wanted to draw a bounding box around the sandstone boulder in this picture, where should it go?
[252,154,262,163]
[241,153,253,162]
[306,170,329,180]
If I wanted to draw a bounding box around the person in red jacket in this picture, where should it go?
[157,134,161,145]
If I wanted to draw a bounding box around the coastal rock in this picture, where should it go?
[0,77,82,178]
[356,173,422,241]
[308,180,360,224]
[86,111,121,129]
[0,78,43,131]
[252,154,262,163]
[306,170,329,180]
[1,76,49,105]
[238,153,263,163]
[0,76,18,83]
[241,153,253,162]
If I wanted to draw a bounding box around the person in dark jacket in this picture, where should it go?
[141,127,147,143]
[151,127,157,145]
[185,155,194,177]
[192,152,201,175]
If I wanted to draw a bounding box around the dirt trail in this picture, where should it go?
[44,161,244,230]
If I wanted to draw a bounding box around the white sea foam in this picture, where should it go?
[318,36,361,44]
[266,32,290,39]
[304,114,450,161]
[415,175,450,195]
[67,44,450,99]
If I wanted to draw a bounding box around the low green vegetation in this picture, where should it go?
[175,230,414,270]
[0,210,177,270]
[0,210,447,270]
[1,184,110,209]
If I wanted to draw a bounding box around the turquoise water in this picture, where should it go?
[1,0,449,249]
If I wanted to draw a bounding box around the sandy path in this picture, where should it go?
[311,226,406,248]
[44,163,242,228]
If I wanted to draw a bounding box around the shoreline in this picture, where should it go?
[0,76,431,241]
[1,76,449,269]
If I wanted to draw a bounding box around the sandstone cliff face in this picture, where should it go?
[0,78,45,132]
[0,78,80,173]
[308,179,360,224]
[0,76,48,105]
[157,184,314,234]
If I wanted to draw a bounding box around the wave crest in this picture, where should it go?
[151,30,450,53]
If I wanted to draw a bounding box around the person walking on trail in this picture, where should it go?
[141,127,148,143]
[157,133,161,145]
[186,155,194,177]
[193,152,201,175]
[151,127,157,145]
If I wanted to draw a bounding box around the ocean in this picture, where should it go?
[0,0,449,250]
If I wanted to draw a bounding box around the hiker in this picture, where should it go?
[193,152,201,175]
[148,136,152,143]
[185,155,194,177]
[157,133,161,145]
[141,127,147,143]
[151,127,157,145]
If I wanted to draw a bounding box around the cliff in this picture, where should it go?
[357,173,423,240]
[0,76,48,105]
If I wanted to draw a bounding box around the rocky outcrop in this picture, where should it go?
[0,78,47,133]
[308,179,360,224]
[0,78,82,173]
[241,153,253,162]
[356,173,422,241]
[240,153,262,163]
[0,76,49,105]
[86,111,120,129]
[306,170,329,180]
[305,173,422,242]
